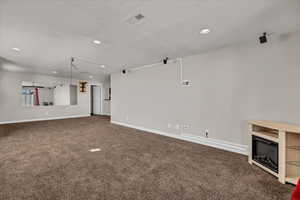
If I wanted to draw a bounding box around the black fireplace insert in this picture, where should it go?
[252,136,278,173]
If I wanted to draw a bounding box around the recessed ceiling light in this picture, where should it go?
[93,40,101,45]
[89,75,93,79]
[200,28,210,34]
[52,71,58,74]
[100,65,106,68]
[12,47,21,52]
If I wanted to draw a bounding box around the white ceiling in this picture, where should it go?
[0,0,300,79]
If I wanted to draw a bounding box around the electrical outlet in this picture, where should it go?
[205,129,209,138]
[182,124,190,129]
[125,115,129,121]
[175,124,180,130]
[167,123,172,128]
[182,80,192,87]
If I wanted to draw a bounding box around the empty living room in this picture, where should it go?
[1,0,300,199]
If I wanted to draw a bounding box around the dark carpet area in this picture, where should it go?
[0,116,292,200]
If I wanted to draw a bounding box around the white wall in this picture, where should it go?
[53,84,70,105]
[70,85,78,105]
[111,31,300,148]
[0,71,105,123]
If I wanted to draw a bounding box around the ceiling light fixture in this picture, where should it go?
[52,71,58,74]
[100,65,106,68]
[89,75,93,79]
[12,47,21,52]
[93,40,101,45]
[200,28,210,34]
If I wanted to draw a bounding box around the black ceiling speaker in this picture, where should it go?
[122,69,127,74]
[259,32,268,44]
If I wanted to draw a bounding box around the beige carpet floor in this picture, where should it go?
[0,116,293,200]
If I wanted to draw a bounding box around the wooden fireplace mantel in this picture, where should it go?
[249,120,300,185]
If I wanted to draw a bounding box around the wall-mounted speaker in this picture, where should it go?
[163,57,169,64]
[259,32,268,44]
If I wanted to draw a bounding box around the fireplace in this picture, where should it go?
[252,136,278,173]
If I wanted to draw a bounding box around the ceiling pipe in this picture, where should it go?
[72,57,105,67]
[128,57,185,85]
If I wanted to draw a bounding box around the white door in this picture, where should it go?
[92,86,102,115]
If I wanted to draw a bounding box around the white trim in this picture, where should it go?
[111,121,248,155]
[0,114,90,125]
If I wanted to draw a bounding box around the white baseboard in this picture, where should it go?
[111,121,248,155]
[0,114,91,125]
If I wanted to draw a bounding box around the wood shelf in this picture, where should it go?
[249,120,300,185]
[251,160,279,177]
[252,131,279,143]
[250,120,300,133]
[287,161,300,167]
[286,132,300,185]
[286,177,298,185]
[287,146,300,151]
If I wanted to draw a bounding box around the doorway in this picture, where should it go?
[90,85,102,115]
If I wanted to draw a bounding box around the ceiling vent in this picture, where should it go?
[125,13,145,25]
